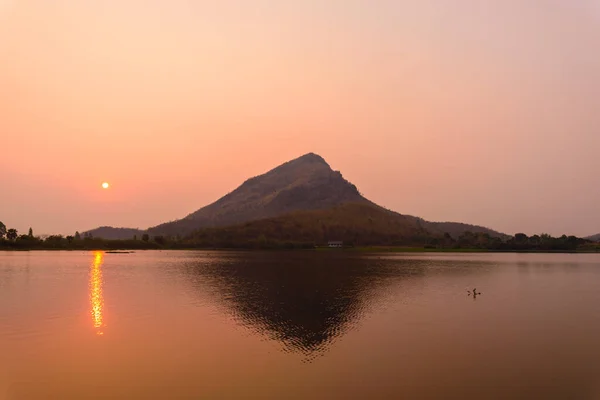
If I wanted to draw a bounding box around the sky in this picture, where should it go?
[1,0,599,237]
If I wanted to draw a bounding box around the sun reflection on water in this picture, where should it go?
[89,251,105,335]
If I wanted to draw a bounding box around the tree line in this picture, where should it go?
[0,221,161,250]
[0,220,598,251]
[444,231,594,252]
[0,222,35,242]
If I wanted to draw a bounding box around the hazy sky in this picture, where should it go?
[1,1,599,237]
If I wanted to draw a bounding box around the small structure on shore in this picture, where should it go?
[328,241,343,248]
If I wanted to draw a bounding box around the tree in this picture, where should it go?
[75,231,81,240]
[45,235,64,242]
[514,233,529,243]
[66,236,74,243]
[28,227,33,237]
[133,235,137,240]
[142,234,149,242]
[0,221,6,239]
[529,235,541,245]
[7,228,18,241]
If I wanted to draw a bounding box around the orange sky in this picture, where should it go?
[1,1,599,236]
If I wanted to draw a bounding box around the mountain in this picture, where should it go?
[85,153,506,243]
[585,233,600,242]
[82,226,145,240]
[180,252,420,360]
[186,202,432,247]
[148,153,367,236]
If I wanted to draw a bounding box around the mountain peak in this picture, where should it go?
[294,152,329,166]
[149,153,364,235]
[274,152,331,173]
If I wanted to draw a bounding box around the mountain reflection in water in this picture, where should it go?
[4,252,600,399]
[175,252,426,361]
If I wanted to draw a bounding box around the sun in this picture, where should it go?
[101,182,110,189]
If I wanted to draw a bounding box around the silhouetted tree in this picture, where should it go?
[153,236,166,245]
[0,221,6,239]
[514,233,528,243]
[75,231,81,240]
[529,235,541,245]
[7,229,18,241]
[28,227,33,237]
[142,234,149,242]
[133,235,137,240]
[66,236,74,243]
[45,235,64,242]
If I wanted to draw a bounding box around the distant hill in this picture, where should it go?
[421,221,508,240]
[585,233,600,242]
[85,153,506,243]
[82,226,145,240]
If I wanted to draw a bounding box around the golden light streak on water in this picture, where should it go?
[89,251,105,335]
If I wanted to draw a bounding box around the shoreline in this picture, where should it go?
[1,246,598,254]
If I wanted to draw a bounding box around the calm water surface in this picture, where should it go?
[1,251,600,399]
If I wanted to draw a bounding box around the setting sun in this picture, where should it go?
[101,182,110,189]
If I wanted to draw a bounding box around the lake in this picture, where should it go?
[1,251,600,399]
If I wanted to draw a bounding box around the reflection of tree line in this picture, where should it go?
[176,253,427,361]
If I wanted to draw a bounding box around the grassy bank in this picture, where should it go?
[346,247,600,254]
[2,240,599,253]
[347,246,488,253]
